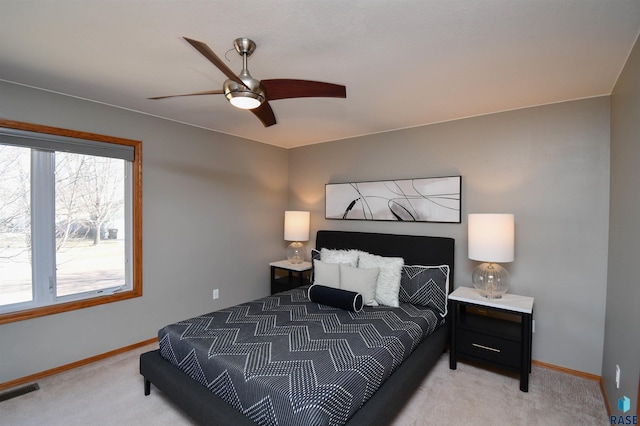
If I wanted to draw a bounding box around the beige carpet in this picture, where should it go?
[1,343,608,425]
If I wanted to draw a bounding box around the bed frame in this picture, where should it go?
[140,230,455,425]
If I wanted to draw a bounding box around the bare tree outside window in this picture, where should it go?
[55,152,126,297]
[56,153,124,246]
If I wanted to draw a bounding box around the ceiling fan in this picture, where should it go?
[149,37,347,127]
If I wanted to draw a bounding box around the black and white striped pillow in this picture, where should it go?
[399,264,450,316]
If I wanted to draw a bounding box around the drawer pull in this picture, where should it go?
[472,343,501,353]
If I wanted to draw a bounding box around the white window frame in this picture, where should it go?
[0,119,142,324]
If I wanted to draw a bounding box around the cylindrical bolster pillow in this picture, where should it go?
[308,284,364,312]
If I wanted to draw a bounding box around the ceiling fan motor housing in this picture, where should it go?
[224,75,265,109]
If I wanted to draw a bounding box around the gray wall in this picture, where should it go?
[604,34,640,415]
[289,97,611,375]
[0,81,289,384]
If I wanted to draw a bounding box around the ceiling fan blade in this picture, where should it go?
[183,37,245,87]
[148,90,224,100]
[251,102,277,127]
[261,79,346,101]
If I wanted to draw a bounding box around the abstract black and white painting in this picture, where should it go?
[325,176,461,223]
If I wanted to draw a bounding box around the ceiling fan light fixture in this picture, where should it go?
[227,91,264,109]
[224,77,265,110]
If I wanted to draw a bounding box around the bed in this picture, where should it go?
[140,230,455,425]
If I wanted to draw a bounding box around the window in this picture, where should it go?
[0,119,142,324]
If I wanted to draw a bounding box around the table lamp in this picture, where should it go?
[468,213,514,299]
[284,211,310,264]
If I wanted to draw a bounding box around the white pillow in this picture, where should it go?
[313,260,341,289]
[339,264,379,306]
[358,252,404,307]
[320,248,360,267]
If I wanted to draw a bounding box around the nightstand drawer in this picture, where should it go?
[457,329,521,369]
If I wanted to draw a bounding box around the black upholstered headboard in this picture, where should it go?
[315,230,455,290]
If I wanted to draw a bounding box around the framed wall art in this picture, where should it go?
[325,176,461,223]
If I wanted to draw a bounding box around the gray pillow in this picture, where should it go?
[313,259,341,289]
[339,264,379,306]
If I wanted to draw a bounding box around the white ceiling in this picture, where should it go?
[1,1,639,149]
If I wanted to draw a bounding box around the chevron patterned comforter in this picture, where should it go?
[158,286,444,426]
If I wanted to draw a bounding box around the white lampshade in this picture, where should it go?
[284,211,310,242]
[468,214,514,262]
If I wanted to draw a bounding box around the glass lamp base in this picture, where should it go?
[287,242,305,264]
[472,262,510,299]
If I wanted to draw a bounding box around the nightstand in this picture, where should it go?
[269,260,312,294]
[449,286,534,392]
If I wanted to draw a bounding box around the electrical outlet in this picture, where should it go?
[213,289,219,300]
[616,365,620,389]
